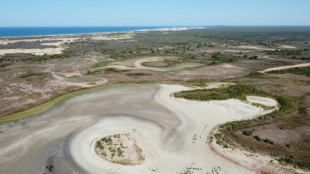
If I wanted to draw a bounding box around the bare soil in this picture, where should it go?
[142,61,169,67]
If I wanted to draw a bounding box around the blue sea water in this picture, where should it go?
[0,26,179,37]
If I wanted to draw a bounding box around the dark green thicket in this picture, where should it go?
[266,49,302,56]
[0,52,71,63]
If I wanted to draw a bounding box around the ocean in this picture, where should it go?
[0,26,179,37]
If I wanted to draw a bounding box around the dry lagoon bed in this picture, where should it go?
[0,83,304,174]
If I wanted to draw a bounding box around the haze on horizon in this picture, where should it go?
[0,0,310,27]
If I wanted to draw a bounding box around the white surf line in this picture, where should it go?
[259,63,310,73]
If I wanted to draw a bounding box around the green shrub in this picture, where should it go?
[0,62,12,68]
[253,135,262,142]
[242,130,253,136]
[263,138,274,145]
[279,156,310,170]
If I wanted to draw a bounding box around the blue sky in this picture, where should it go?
[0,0,309,26]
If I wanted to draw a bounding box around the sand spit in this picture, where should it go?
[259,63,310,73]
[246,96,278,107]
[0,83,302,174]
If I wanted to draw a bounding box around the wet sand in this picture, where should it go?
[0,83,283,174]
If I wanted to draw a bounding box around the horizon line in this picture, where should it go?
[1,25,310,28]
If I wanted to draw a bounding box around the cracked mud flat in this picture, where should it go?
[0,83,286,174]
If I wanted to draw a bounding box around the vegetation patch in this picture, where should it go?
[19,72,44,78]
[95,134,145,165]
[266,49,302,56]
[0,52,71,63]
[174,84,269,101]
[87,60,114,73]
[279,156,310,170]
[0,62,12,68]
[66,75,103,83]
[263,138,275,145]
[209,52,238,65]
[242,130,254,136]
[253,135,262,142]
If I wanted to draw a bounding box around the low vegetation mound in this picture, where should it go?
[174,84,268,101]
[95,134,145,165]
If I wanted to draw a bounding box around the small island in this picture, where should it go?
[95,134,145,165]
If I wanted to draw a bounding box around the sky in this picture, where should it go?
[0,0,310,27]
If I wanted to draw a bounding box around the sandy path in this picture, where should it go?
[259,63,310,73]
[0,83,299,174]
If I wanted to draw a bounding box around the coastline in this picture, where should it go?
[0,26,206,38]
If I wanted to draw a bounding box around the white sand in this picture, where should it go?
[0,48,65,55]
[232,45,275,51]
[67,84,281,174]
[246,96,278,107]
[259,63,310,73]
[278,45,297,49]
[0,33,133,56]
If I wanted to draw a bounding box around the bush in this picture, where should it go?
[253,135,262,142]
[249,56,258,59]
[279,156,310,170]
[242,130,253,136]
[263,138,274,145]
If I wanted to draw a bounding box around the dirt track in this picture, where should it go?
[259,63,310,73]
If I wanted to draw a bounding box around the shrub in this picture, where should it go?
[242,130,253,136]
[263,138,274,145]
[253,135,262,142]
